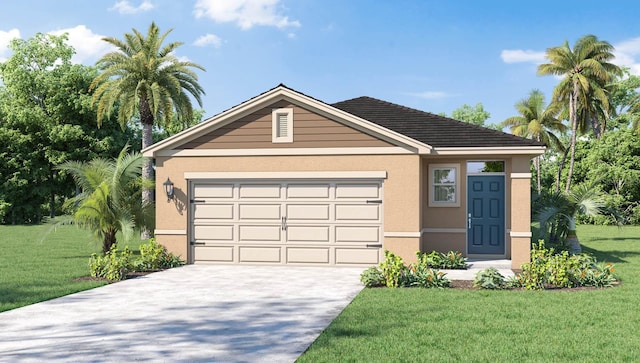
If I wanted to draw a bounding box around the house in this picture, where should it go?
[143,85,544,269]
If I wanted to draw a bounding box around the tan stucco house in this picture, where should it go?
[143,85,544,269]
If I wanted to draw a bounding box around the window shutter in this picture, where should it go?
[277,113,288,137]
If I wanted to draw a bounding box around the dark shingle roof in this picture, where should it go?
[331,96,544,148]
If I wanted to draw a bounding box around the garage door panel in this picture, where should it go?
[239,184,281,198]
[287,226,330,242]
[194,246,234,262]
[287,247,330,263]
[336,226,380,242]
[336,248,380,264]
[286,184,330,198]
[239,247,281,262]
[239,204,281,220]
[194,225,234,241]
[194,204,233,219]
[239,225,281,241]
[336,183,379,198]
[194,184,234,198]
[335,204,380,221]
[286,204,329,220]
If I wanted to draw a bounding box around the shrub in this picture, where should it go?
[360,266,385,287]
[89,245,133,282]
[409,264,451,288]
[134,239,184,271]
[474,267,506,290]
[416,250,467,269]
[380,250,410,288]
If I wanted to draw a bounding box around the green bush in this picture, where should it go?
[409,264,451,288]
[473,267,506,290]
[89,245,133,282]
[514,241,618,290]
[360,266,385,287]
[416,250,467,269]
[380,250,409,288]
[89,240,184,282]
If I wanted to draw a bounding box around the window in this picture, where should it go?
[429,164,459,206]
[272,108,293,143]
[467,161,505,174]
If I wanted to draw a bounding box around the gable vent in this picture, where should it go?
[272,108,293,143]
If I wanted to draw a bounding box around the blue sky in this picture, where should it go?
[1,0,639,126]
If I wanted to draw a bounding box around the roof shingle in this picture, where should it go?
[332,96,544,148]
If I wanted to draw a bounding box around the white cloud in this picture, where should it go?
[500,49,546,64]
[613,36,640,75]
[409,91,455,100]
[109,0,154,14]
[49,25,113,64]
[0,28,21,61]
[194,0,300,30]
[193,33,222,48]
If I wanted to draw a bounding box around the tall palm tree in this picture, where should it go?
[537,35,621,192]
[58,145,154,254]
[501,89,566,194]
[90,22,205,209]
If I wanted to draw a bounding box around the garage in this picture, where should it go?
[189,177,383,265]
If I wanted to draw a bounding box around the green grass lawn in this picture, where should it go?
[298,225,640,363]
[0,219,143,312]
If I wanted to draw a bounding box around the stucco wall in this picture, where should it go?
[154,154,422,261]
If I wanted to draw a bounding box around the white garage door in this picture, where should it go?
[190,180,383,265]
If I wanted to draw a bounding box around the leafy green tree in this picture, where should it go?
[0,33,135,224]
[152,109,205,143]
[91,22,206,209]
[537,34,621,192]
[451,103,491,126]
[501,89,566,194]
[58,146,153,254]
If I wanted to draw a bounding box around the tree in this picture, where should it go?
[501,89,566,194]
[0,33,135,224]
[91,22,206,212]
[537,34,621,192]
[451,103,491,126]
[58,146,153,254]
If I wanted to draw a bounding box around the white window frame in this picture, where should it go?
[428,163,460,207]
[272,108,293,143]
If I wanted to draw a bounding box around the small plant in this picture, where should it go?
[416,250,467,269]
[134,239,184,271]
[360,266,385,287]
[89,245,133,281]
[473,267,506,290]
[409,265,451,288]
[380,250,409,288]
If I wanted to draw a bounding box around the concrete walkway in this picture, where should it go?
[0,265,364,363]
[443,259,515,280]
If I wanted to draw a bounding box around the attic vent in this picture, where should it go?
[272,108,293,143]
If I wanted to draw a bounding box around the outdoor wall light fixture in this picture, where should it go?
[163,177,174,202]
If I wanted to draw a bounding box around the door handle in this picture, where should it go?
[281,216,288,231]
[468,213,471,229]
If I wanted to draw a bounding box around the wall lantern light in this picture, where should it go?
[163,177,174,202]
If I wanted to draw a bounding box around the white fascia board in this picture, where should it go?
[154,147,413,157]
[143,85,431,157]
[431,146,546,156]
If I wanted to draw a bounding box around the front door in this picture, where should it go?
[467,175,505,255]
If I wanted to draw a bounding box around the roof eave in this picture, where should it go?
[429,146,546,156]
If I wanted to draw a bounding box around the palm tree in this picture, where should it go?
[501,89,566,194]
[90,22,205,208]
[58,146,154,254]
[537,34,621,192]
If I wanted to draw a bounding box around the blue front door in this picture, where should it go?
[467,175,505,255]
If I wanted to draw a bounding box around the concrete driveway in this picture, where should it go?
[0,265,364,362]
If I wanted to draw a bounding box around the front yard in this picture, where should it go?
[297,225,640,362]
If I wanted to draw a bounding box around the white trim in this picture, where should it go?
[510,231,532,238]
[142,85,431,157]
[272,108,293,143]
[154,229,187,235]
[432,146,546,156]
[152,147,414,157]
[510,173,532,179]
[184,171,388,180]
[384,231,421,238]
[428,163,460,207]
[422,228,466,233]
